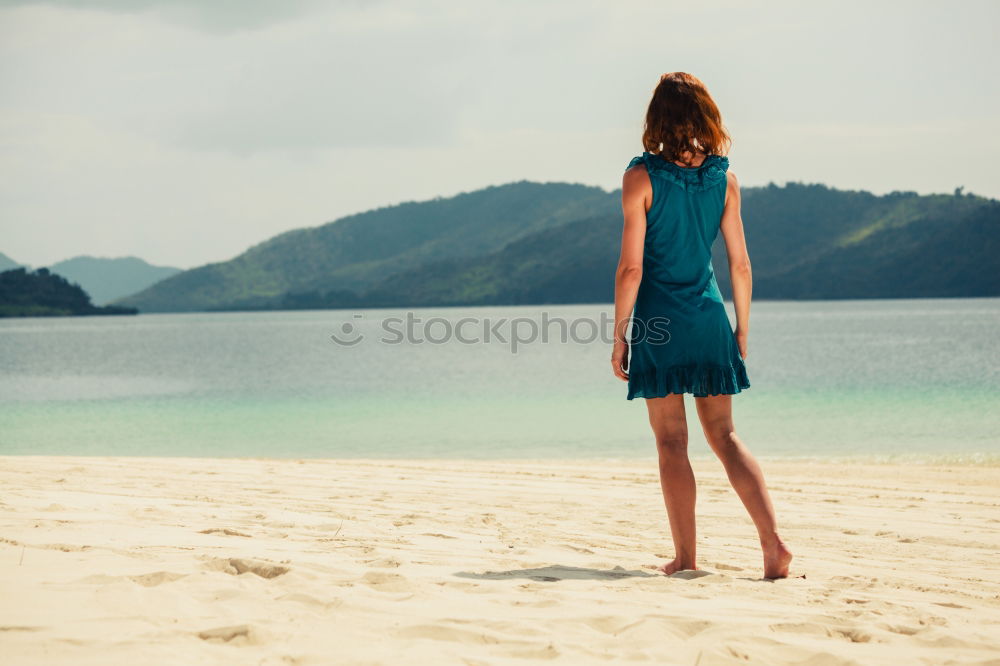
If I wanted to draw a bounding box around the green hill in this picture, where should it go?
[357,213,621,307]
[278,183,1000,309]
[112,181,617,312]
[751,193,1000,298]
[111,180,999,313]
[0,267,138,317]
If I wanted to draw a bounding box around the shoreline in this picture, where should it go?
[4,452,999,466]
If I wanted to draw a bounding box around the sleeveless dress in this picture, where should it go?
[623,151,750,400]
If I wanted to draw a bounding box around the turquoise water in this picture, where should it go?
[1,299,997,462]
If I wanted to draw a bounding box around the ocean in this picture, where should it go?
[1,298,997,463]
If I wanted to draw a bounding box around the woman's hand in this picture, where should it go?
[734,326,749,360]
[611,342,630,381]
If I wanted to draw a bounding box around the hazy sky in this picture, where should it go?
[2,0,997,269]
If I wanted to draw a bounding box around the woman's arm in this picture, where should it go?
[719,170,751,359]
[611,165,649,381]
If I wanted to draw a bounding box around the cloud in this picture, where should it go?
[0,0,353,32]
[165,14,475,155]
[0,2,478,154]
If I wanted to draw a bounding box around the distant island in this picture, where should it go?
[0,252,181,306]
[104,180,997,313]
[0,267,138,317]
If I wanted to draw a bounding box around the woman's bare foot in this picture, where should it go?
[762,536,793,579]
[645,556,696,576]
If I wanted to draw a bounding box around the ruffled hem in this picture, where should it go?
[627,362,750,400]
[625,151,729,192]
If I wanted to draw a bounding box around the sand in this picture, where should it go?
[1,455,998,665]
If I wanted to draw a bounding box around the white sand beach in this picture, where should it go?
[1,455,998,665]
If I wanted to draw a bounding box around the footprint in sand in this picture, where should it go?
[668,569,715,580]
[360,570,411,593]
[204,557,290,579]
[713,563,743,571]
[198,528,252,538]
[0,626,43,633]
[197,624,261,645]
[393,513,420,527]
[39,543,92,552]
[275,591,344,610]
[392,622,537,651]
[933,601,967,609]
[879,622,922,635]
[129,571,188,587]
[73,571,187,587]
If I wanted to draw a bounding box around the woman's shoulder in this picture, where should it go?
[625,151,729,192]
[624,154,649,172]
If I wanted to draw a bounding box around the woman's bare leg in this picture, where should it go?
[645,394,698,574]
[694,394,793,579]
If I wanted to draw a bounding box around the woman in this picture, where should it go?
[612,72,793,579]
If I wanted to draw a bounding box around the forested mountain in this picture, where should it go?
[277,214,623,309]
[110,181,999,313]
[0,267,138,317]
[709,184,1000,299]
[112,181,617,312]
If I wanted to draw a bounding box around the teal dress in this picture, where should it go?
[624,151,750,400]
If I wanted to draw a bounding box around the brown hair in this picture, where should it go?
[641,72,732,166]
